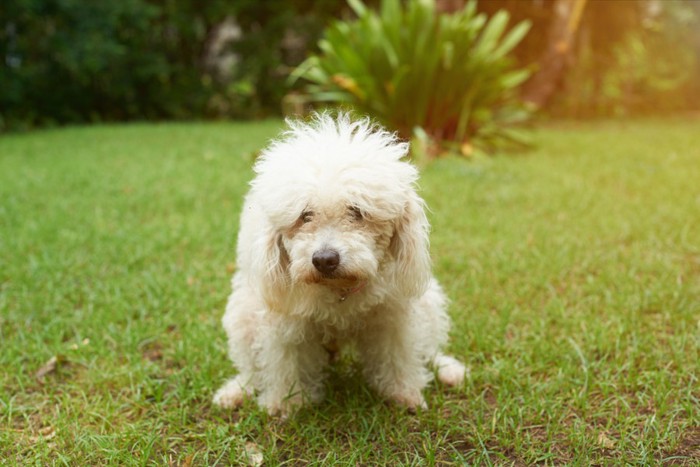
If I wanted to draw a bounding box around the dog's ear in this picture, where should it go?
[389,193,432,298]
[252,229,289,310]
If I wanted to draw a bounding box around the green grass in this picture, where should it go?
[1,119,698,465]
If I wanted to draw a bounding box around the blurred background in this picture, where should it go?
[2,0,699,136]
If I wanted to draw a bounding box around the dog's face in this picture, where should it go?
[281,191,394,293]
[247,115,432,305]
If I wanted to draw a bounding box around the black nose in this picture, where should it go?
[312,249,340,275]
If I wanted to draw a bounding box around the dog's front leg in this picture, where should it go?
[356,308,431,412]
[255,319,328,416]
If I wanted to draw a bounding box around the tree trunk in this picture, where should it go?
[522,0,588,109]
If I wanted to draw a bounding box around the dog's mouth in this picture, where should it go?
[318,276,367,301]
[304,272,366,291]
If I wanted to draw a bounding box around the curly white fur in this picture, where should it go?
[213,114,465,415]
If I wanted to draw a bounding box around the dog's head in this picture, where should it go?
[247,114,431,306]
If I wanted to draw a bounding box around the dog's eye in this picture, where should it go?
[349,205,363,221]
[301,211,314,223]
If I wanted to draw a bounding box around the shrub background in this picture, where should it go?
[2,0,699,130]
[0,0,346,129]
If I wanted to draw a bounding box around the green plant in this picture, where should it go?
[292,0,532,156]
[0,0,345,129]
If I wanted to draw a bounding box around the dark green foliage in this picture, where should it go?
[2,0,699,130]
[227,1,349,118]
[2,0,194,128]
[0,0,344,130]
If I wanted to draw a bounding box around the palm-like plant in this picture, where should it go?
[292,0,532,156]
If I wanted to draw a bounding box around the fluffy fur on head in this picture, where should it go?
[213,113,465,415]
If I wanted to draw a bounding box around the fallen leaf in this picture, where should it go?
[597,432,616,449]
[181,453,194,467]
[35,355,66,383]
[244,441,264,467]
[30,426,56,443]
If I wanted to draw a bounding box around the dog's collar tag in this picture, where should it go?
[338,282,366,302]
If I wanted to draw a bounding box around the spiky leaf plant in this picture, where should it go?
[292,0,532,157]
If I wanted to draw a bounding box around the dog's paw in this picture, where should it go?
[434,354,467,387]
[387,390,427,414]
[261,392,306,418]
[213,377,250,409]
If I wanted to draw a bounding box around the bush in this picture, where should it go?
[0,0,345,130]
[229,1,351,117]
[0,0,220,129]
[292,0,533,156]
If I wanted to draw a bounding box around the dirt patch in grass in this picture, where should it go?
[662,427,700,465]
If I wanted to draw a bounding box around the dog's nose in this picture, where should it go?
[312,249,340,275]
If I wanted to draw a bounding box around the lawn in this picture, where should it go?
[1,119,698,465]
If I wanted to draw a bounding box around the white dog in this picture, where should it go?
[213,114,465,415]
